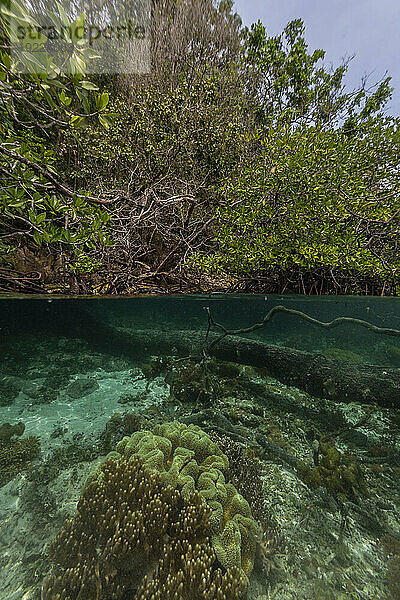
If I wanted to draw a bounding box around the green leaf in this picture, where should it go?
[80,80,98,90]
[47,79,64,88]
[98,114,111,129]
[33,231,43,245]
[20,51,48,71]
[0,52,11,69]
[55,1,70,28]
[75,87,84,101]
[62,229,72,242]
[70,115,83,125]
[98,92,109,110]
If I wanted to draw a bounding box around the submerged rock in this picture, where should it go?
[0,375,24,406]
[0,420,40,487]
[65,377,99,399]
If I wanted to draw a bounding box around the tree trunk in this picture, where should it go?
[71,314,399,408]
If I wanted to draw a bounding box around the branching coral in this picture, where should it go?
[256,521,285,577]
[115,422,259,577]
[136,539,247,600]
[208,432,265,521]
[42,453,247,600]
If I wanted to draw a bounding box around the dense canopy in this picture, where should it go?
[0,0,399,294]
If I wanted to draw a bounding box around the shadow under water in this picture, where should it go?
[0,294,399,600]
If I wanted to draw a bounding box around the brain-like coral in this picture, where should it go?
[116,421,228,498]
[116,421,258,576]
[42,453,247,600]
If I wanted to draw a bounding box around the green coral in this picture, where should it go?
[297,441,367,499]
[210,482,258,575]
[0,421,40,486]
[115,421,258,577]
[44,453,247,600]
[167,360,212,403]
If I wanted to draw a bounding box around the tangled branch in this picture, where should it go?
[0,145,117,205]
[204,304,400,354]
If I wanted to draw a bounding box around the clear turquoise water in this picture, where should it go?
[0,295,399,600]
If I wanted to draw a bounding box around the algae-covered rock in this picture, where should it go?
[0,421,25,443]
[65,377,99,399]
[0,375,24,406]
[116,421,258,577]
[22,380,54,403]
[0,421,40,486]
[168,360,212,403]
[322,347,363,364]
[387,345,400,366]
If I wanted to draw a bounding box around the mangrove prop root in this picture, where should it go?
[204,305,400,353]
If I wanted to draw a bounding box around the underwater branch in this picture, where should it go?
[204,305,400,353]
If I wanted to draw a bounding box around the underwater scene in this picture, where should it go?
[0,295,400,600]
